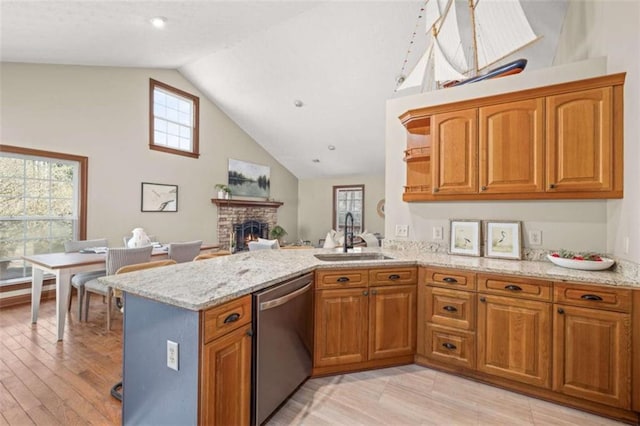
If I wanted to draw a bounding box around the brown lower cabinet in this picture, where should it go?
[313,267,417,375]
[199,295,252,426]
[415,267,639,424]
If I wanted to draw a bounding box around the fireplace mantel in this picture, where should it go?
[211,199,283,208]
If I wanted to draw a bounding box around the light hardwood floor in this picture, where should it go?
[0,298,628,425]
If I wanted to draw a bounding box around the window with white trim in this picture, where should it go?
[150,79,200,158]
[0,146,87,284]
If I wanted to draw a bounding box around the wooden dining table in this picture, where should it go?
[23,243,220,341]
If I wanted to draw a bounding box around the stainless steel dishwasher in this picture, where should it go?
[252,273,313,425]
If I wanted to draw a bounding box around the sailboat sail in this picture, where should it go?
[397,0,540,91]
[474,0,539,70]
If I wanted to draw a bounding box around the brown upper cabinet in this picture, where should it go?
[400,73,625,202]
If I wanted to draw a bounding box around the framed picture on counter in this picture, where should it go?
[141,182,178,212]
[449,219,481,257]
[485,220,522,259]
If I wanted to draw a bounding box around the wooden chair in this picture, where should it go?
[82,246,153,330]
[193,250,231,261]
[168,240,203,263]
[64,238,108,319]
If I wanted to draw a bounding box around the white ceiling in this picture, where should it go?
[0,0,567,179]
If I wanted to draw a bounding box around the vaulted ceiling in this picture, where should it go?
[0,1,567,179]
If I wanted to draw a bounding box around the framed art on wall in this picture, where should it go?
[449,219,481,256]
[228,159,270,198]
[141,182,178,212]
[485,220,522,259]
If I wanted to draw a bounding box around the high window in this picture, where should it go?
[0,145,87,284]
[149,79,200,158]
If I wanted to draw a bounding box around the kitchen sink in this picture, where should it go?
[314,253,393,262]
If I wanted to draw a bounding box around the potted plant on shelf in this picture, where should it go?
[270,225,288,244]
[215,184,231,199]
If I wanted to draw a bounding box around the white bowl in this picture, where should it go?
[547,254,615,271]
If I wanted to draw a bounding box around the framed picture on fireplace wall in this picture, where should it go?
[228,159,270,198]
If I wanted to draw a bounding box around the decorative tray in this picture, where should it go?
[547,254,615,271]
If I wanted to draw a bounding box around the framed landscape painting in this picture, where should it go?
[228,159,270,198]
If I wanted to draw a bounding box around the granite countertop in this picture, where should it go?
[100,247,640,312]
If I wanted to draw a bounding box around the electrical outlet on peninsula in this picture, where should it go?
[167,340,179,371]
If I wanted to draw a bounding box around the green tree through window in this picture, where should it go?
[0,145,87,284]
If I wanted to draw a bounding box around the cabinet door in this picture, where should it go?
[314,288,368,367]
[368,285,416,360]
[546,87,613,192]
[432,108,478,194]
[479,98,544,193]
[553,305,631,408]
[477,295,551,388]
[200,324,252,426]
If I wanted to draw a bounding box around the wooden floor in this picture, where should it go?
[0,298,627,426]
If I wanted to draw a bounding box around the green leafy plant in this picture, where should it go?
[215,184,231,194]
[270,225,288,241]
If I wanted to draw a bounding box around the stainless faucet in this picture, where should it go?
[343,212,354,253]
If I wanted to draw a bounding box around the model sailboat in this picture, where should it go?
[397,0,541,91]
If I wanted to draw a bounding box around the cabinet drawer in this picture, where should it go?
[554,283,631,313]
[478,274,551,301]
[424,324,475,369]
[202,295,252,344]
[425,286,475,331]
[315,269,368,289]
[369,267,417,286]
[421,267,476,291]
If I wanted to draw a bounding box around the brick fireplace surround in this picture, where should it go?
[212,199,283,251]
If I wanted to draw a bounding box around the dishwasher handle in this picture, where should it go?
[259,282,312,311]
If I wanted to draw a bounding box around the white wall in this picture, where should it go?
[1,63,299,247]
[384,0,640,262]
[298,174,385,245]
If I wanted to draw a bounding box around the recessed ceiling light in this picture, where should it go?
[294,99,304,108]
[312,159,320,163]
[328,145,336,151]
[150,16,167,29]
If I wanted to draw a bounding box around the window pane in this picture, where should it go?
[166,94,178,110]
[179,112,190,126]
[154,117,167,132]
[167,122,179,136]
[167,134,179,148]
[25,179,50,198]
[51,163,74,182]
[26,220,50,238]
[155,104,167,119]
[25,159,49,179]
[166,107,178,122]
[179,126,191,138]
[178,99,191,113]
[154,131,167,146]
[50,198,73,216]
[179,138,191,150]
[0,157,24,177]
[51,220,73,237]
[24,198,49,216]
[154,89,167,106]
[51,180,73,198]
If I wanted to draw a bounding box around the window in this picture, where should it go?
[333,185,364,234]
[149,79,200,158]
[0,145,87,284]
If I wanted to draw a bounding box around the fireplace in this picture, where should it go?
[213,199,283,252]
[233,220,269,251]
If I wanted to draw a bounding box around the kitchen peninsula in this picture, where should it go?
[101,248,640,425]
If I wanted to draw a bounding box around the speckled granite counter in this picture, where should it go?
[100,248,639,311]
